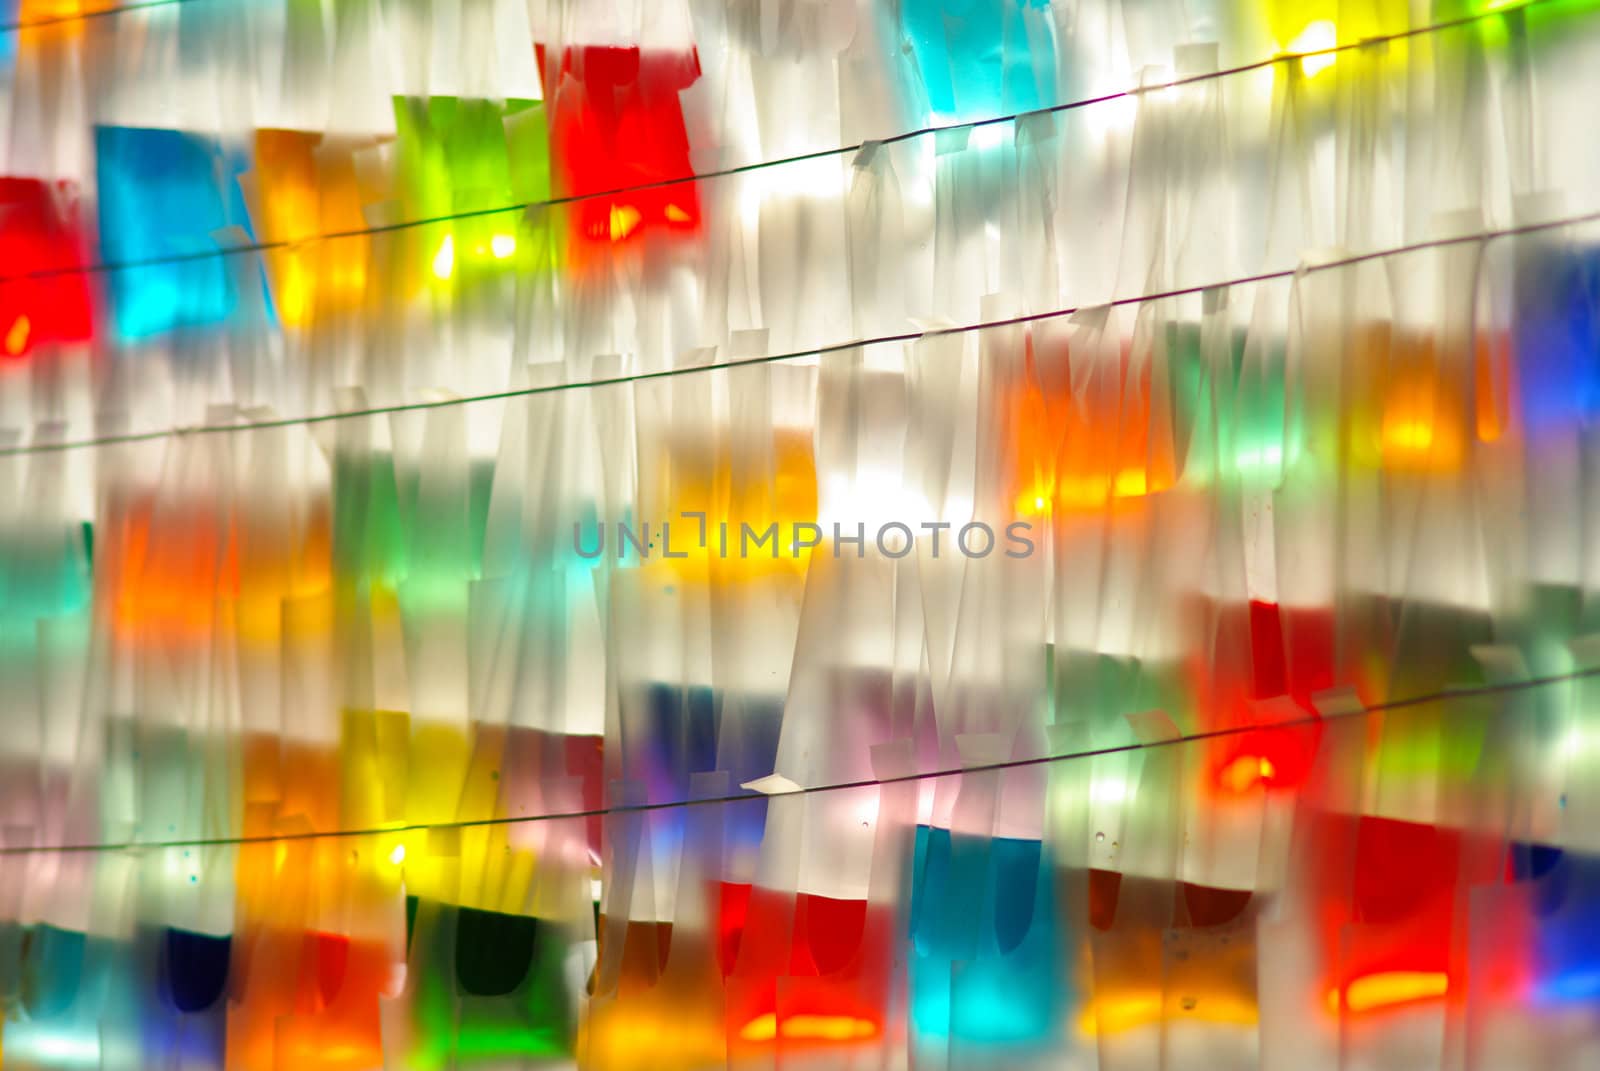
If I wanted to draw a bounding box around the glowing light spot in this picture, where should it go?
[1236,444,1284,472]
[786,1015,877,1041]
[1533,966,1600,1005]
[432,235,455,279]
[608,204,642,241]
[6,1029,103,1067]
[1113,468,1148,498]
[1561,725,1593,760]
[1079,993,1162,1035]
[389,843,406,865]
[664,203,691,223]
[1086,93,1140,140]
[490,234,517,259]
[1014,480,1054,517]
[1385,421,1434,452]
[970,122,1010,151]
[1089,775,1130,804]
[1290,21,1338,78]
[1330,971,1449,1014]
[738,1013,878,1043]
[1219,755,1277,793]
[1079,990,1259,1035]
[4,315,30,356]
[820,468,933,532]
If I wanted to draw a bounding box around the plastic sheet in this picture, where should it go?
[1,2,1600,1070]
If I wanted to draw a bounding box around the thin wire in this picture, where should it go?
[0,0,1547,286]
[0,663,1585,857]
[1,204,1592,458]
